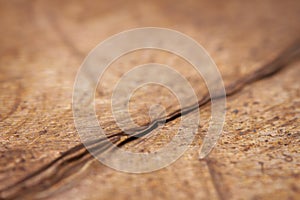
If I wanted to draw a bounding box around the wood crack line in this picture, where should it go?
[1,40,300,200]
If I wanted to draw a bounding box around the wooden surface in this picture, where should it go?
[0,0,300,199]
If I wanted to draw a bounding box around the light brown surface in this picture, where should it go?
[0,0,300,199]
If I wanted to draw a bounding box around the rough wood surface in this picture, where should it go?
[0,0,300,200]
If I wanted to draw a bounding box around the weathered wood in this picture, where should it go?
[0,0,300,199]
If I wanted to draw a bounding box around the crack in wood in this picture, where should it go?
[1,40,299,199]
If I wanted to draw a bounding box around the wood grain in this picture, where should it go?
[0,0,300,199]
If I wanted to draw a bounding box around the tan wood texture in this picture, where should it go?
[0,0,300,199]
